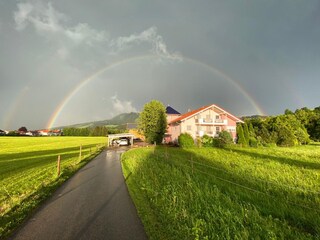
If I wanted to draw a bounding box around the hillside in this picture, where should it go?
[54,112,139,129]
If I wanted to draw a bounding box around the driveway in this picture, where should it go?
[10,148,147,240]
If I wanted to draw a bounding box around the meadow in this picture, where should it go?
[0,136,107,239]
[121,144,320,239]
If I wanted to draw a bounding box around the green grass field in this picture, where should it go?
[121,145,320,239]
[0,136,107,239]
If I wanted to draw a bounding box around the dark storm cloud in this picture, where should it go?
[0,0,319,129]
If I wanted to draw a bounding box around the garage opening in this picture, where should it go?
[107,133,135,147]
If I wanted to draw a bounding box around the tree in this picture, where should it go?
[243,123,250,145]
[18,126,27,132]
[236,124,247,146]
[138,100,167,144]
[284,109,293,115]
[218,130,233,147]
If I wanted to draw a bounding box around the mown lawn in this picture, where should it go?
[0,136,107,239]
[121,144,320,240]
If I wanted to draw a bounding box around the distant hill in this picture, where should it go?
[54,112,139,129]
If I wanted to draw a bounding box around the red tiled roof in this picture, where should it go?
[169,104,243,124]
[169,105,211,123]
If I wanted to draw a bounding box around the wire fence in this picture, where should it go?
[151,148,320,213]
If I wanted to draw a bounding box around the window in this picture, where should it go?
[187,125,192,131]
[216,127,220,133]
[215,115,220,119]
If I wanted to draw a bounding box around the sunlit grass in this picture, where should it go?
[122,145,320,239]
[0,136,107,239]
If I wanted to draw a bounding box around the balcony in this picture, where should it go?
[195,118,213,125]
[195,118,227,125]
[214,119,228,125]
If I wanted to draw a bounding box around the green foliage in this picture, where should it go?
[236,124,247,146]
[138,100,167,144]
[244,111,312,147]
[200,132,233,148]
[178,133,195,148]
[63,126,120,136]
[249,137,258,147]
[122,146,320,239]
[0,137,106,238]
[200,134,213,147]
[243,123,250,145]
[218,130,233,147]
[248,122,256,137]
[7,131,19,136]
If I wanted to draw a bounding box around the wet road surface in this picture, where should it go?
[10,148,147,240]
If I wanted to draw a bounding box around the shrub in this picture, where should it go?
[249,137,258,147]
[201,135,214,147]
[178,133,195,148]
[218,130,233,147]
[212,138,221,147]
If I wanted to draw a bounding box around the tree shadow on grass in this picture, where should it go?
[224,147,320,170]
[0,144,102,179]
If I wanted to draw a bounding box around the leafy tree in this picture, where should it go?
[248,122,256,137]
[218,130,233,147]
[18,127,27,132]
[284,109,293,115]
[236,124,247,146]
[178,133,195,148]
[138,100,167,144]
[243,123,250,145]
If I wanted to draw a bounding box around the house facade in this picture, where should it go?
[166,104,243,143]
[164,106,181,143]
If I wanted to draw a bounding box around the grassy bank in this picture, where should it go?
[121,145,320,239]
[0,136,107,239]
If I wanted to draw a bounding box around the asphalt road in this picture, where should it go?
[10,148,148,240]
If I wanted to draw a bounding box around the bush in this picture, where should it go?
[201,135,214,147]
[249,137,258,147]
[178,133,195,148]
[212,138,221,147]
[218,131,233,147]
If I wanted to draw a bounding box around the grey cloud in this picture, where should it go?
[1,0,319,129]
[14,2,108,45]
[110,26,182,61]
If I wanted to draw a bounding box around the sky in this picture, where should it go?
[0,0,319,130]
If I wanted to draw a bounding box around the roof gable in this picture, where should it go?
[166,105,181,115]
[169,104,243,123]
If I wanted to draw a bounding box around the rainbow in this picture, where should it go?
[3,87,30,129]
[46,55,266,129]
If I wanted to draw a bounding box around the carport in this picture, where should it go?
[107,133,135,147]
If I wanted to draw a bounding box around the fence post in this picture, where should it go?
[57,155,61,177]
[79,144,82,162]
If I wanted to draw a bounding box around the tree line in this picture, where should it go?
[63,126,123,136]
[237,106,320,147]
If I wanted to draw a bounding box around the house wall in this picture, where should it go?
[167,114,180,123]
[167,106,239,143]
[170,123,181,143]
